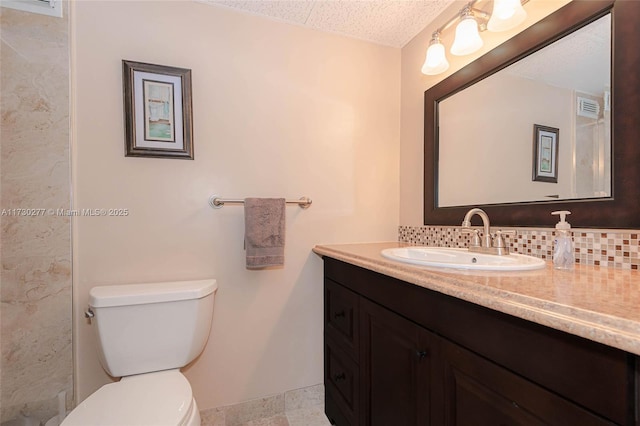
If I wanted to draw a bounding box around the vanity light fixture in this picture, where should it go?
[450,6,484,56]
[421,0,529,76]
[488,0,527,32]
[422,32,450,75]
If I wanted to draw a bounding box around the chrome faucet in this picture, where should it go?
[461,208,514,256]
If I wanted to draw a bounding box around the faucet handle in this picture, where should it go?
[461,228,481,247]
[494,229,516,249]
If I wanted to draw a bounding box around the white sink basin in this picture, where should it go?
[381,246,546,271]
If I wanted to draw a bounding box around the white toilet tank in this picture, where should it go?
[88,279,217,377]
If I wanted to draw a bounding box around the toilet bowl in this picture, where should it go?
[62,279,217,426]
[62,370,200,426]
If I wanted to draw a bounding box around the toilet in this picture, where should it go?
[62,279,217,426]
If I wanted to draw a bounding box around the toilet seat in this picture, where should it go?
[61,370,198,426]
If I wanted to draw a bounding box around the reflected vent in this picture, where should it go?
[577,97,600,119]
[0,0,61,17]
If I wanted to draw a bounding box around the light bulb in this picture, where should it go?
[422,38,450,75]
[488,0,527,32]
[451,15,483,56]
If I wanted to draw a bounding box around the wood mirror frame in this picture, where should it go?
[424,0,640,228]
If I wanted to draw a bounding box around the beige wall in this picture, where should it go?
[399,0,571,225]
[72,1,400,410]
[1,6,72,423]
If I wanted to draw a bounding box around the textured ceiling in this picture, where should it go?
[506,13,610,96]
[200,0,456,48]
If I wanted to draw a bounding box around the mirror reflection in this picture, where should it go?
[437,14,611,208]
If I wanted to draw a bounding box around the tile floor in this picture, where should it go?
[201,384,332,426]
[232,405,331,426]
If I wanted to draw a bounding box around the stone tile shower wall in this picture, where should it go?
[1,6,72,423]
[399,226,640,270]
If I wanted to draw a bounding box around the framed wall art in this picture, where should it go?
[122,60,194,159]
[532,124,559,183]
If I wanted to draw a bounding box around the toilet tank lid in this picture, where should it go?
[89,279,217,308]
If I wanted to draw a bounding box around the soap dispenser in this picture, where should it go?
[551,210,574,270]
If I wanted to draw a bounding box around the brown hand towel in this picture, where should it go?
[244,198,286,269]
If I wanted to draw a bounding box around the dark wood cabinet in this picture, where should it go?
[436,337,615,426]
[325,335,360,425]
[325,279,361,425]
[323,257,638,426]
[360,298,431,426]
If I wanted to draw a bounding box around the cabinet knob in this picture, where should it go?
[333,310,346,319]
[333,372,346,382]
[416,350,427,360]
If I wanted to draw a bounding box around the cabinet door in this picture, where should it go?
[436,337,615,426]
[360,298,432,426]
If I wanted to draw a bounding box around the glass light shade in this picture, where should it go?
[422,41,450,75]
[450,16,483,56]
[488,0,527,32]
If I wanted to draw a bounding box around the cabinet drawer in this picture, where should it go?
[325,278,359,358]
[325,335,360,425]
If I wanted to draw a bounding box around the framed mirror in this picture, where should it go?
[424,0,640,228]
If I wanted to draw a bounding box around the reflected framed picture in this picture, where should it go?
[122,60,193,159]
[532,124,559,183]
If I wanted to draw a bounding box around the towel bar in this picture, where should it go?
[209,195,312,209]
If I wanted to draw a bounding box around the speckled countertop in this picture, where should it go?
[313,242,640,356]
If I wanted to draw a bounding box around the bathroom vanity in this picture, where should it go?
[314,242,640,426]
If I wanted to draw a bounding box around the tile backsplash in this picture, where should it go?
[399,226,640,270]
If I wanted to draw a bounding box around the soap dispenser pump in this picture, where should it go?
[551,210,574,270]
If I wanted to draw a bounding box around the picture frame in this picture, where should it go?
[532,124,559,183]
[122,60,194,159]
